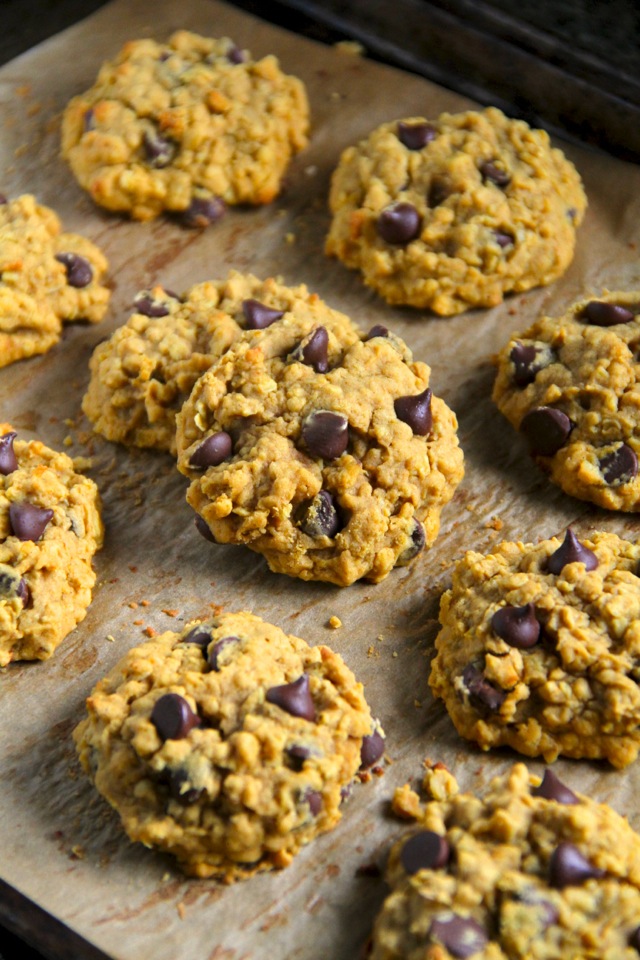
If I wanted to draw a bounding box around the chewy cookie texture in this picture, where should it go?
[175,277,464,586]
[0,426,103,666]
[74,611,385,880]
[493,291,640,511]
[372,762,640,959]
[326,107,586,315]
[61,30,309,223]
[430,528,640,768]
[0,193,109,368]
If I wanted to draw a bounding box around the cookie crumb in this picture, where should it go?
[334,40,365,56]
[162,608,180,618]
[144,627,158,638]
[106,635,115,643]
[327,615,342,629]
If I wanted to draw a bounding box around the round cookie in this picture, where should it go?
[0,194,110,368]
[493,291,640,511]
[175,287,464,586]
[371,762,640,959]
[61,30,309,222]
[325,107,586,315]
[429,528,640,768]
[73,611,385,880]
[0,425,104,666]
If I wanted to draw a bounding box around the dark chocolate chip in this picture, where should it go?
[133,289,176,317]
[0,565,29,605]
[83,109,95,132]
[397,121,437,150]
[180,625,212,647]
[510,342,554,387]
[194,513,217,543]
[480,160,511,187]
[400,831,450,874]
[291,326,329,373]
[377,202,421,244]
[365,325,389,340]
[494,230,514,248]
[159,50,172,62]
[168,769,204,805]
[0,431,18,475]
[266,674,316,721]
[599,443,638,486]
[241,299,285,330]
[143,128,176,168]
[630,927,640,952]
[207,636,240,671]
[547,528,598,574]
[429,915,488,958]
[300,489,341,538]
[532,769,579,805]
[303,788,322,816]
[360,729,385,769]
[427,179,449,208]
[549,842,605,888]
[513,890,559,928]
[151,693,201,741]
[491,602,540,649]
[189,432,233,469]
[582,300,635,326]
[395,518,426,566]
[9,502,54,541]
[394,388,433,436]
[55,252,93,288]
[286,744,311,770]
[227,44,246,63]
[301,411,349,460]
[462,664,505,713]
[520,406,572,456]
[179,196,225,228]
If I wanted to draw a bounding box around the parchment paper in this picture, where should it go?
[2,1,640,958]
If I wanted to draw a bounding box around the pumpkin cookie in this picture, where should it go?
[326,107,586,315]
[74,611,385,880]
[61,30,309,223]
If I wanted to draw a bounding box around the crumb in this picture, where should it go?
[15,83,31,97]
[422,760,459,800]
[304,165,318,177]
[70,845,85,860]
[334,40,365,56]
[133,619,144,626]
[377,634,384,642]
[63,435,73,447]
[285,232,295,244]
[128,565,138,572]
[106,634,115,642]
[485,516,503,531]
[391,784,421,820]
[465,504,474,512]
[144,627,158,638]
[64,418,75,428]
[140,600,150,607]
[177,902,186,920]
[128,601,138,609]
[414,699,422,708]
[330,91,343,101]
[327,615,342,629]
[392,651,398,658]
[14,144,28,158]
[72,456,92,471]
[162,608,180,618]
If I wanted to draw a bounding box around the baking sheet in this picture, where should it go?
[2,1,640,958]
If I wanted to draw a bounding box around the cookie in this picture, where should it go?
[0,194,110,368]
[429,528,640,768]
[175,283,464,586]
[493,291,640,511]
[0,425,104,666]
[73,610,385,880]
[371,762,640,959]
[61,30,309,223]
[325,107,586,315]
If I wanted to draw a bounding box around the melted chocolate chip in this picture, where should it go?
[429,915,488,958]
[547,529,598,574]
[513,890,559,928]
[133,289,176,317]
[0,565,29,605]
[207,636,239,671]
[303,788,322,816]
[365,325,389,340]
[400,831,450,874]
[300,489,341,538]
[377,202,422,244]
[491,602,540,649]
[360,729,385,769]
[291,326,329,372]
[179,196,225,228]
[462,664,505,713]
[169,770,204,804]
[266,674,316,721]
[582,300,635,326]
[630,927,640,952]
[599,443,638,485]
[532,769,579,805]
[143,128,176,168]
[189,432,233,469]
[0,432,18,475]
[520,407,572,456]
[301,411,349,460]
[394,388,432,436]
[428,179,449,208]
[286,744,311,770]
[9,503,54,541]
[83,109,95,132]
[494,230,514,248]
[395,518,426,567]
[151,693,201,741]
[194,513,217,543]
[480,160,511,187]
[241,299,285,330]
[227,45,246,64]
[509,342,555,387]
[55,252,93,288]
[180,625,212,647]
[397,121,437,150]
[549,842,605,888]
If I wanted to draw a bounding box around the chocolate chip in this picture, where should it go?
[227,44,246,64]
[520,406,572,456]
[9,502,54,541]
[207,636,239,671]
[180,625,212,647]
[133,289,176,317]
[83,109,95,132]
[143,128,176,168]
[55,252,93,288]
[491,602,540,649]
[462,664,505,713]
[630,927,640,951]
[494,230,514,248]
[427,179,449,208]
[532,769,579,805]
[241,299,285,330]
[0,194,8,204]
[189,432,233,469]
[480,160,511,187]
[179,196,225,228]
[291,326,329,372]
[168,769,204,805]
[303,788,322,816]
[510,342,554,387]
[512,890,559,928]
[599,443,638,485]
[266,674,316,721]
[397,121,437,150]
[377,202,422,244]
[400,831,450,874]
[0,565,29,605]
[151,693,200,741]
[394,388,433,436]
[360,729,385,769]
[395,518,426,566]
[547,528,598,574]
[299,489,341,538]
[429,915,488,958]
[194,513,217,543]
[549,842,605,888]
[582,300,635,326]
[301,411,349,460]
[0,431,18,475]
[364,325,389,340]
[286,744,311,770]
